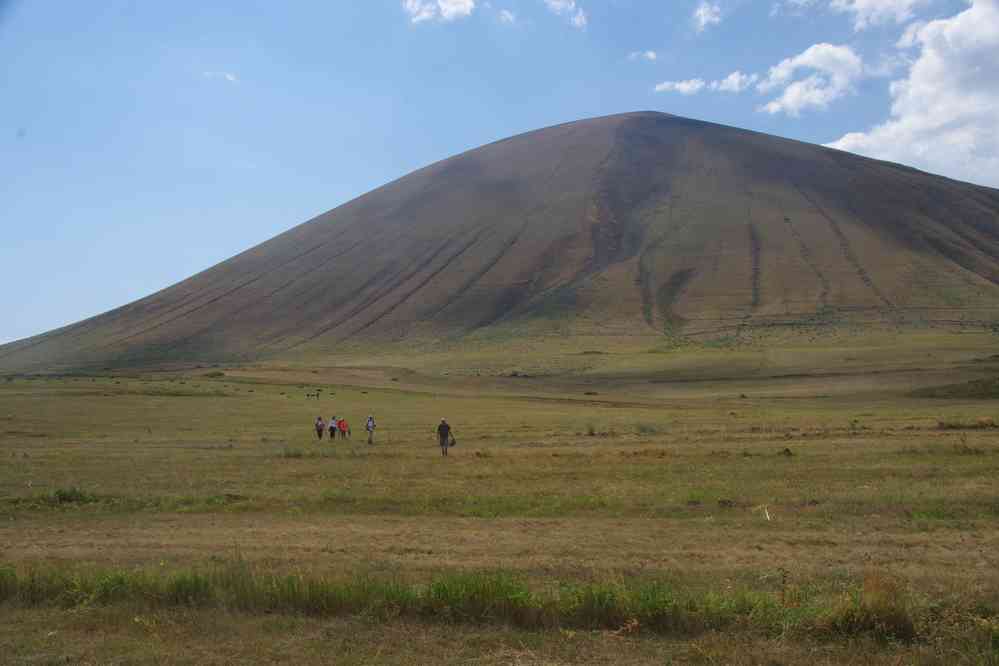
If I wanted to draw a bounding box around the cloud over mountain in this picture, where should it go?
[829,0,999,187]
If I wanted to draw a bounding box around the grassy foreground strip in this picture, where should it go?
[7,486,999,522]
[0,487,619,518]
[1,560,997,648]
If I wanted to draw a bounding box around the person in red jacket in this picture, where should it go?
[339,418,351,439]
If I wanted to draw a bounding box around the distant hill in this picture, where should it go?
[4,111,999,372]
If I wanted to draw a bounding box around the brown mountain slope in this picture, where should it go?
[4,111,999,371]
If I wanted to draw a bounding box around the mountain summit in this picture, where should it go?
[4,111,999,371]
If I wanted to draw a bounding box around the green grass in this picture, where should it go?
[0,559,974,645]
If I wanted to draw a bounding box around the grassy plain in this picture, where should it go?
[2,331,999,663]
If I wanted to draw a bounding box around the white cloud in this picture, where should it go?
[897,19,927,47]
[710,70,759,92]
[771,0,930,30]
[770,0,817,16]
[440,0,476,19]
[865,52,906,77]
[757,43,863,115]
[654,78,707,95]
[203,71,238,83]
[403,0,476,23]
[828,0,999,187]
[693,1,722,32]
[829,0,929,30]
[646,44,863,114]
[629,50,658,62]
[543,0,588,29]
[499,8,516,23]
[403,0,436,22]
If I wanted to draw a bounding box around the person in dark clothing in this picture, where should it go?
[315,416,326,440]
[437,418,452,457]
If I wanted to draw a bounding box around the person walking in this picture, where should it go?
[437,418,453,457]
[365,415,376,444]
[314,416,326,440]
[339,418,351,440]
[328,416,338,441]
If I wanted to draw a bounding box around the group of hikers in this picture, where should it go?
[311,415,456,454]
[314,414,376,444]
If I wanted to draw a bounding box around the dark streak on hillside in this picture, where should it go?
[793,184,895,309]
[748,223,762,309]
[782,215,831,309]
[345,227,492,340]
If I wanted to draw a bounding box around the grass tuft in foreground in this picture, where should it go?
[1,558,995,648]
[823,572,916,641]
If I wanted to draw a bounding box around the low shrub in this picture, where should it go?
[52,487,100,504]
[823,571,916,641]
[88,570,136,605]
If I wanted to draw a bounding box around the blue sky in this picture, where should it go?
[2,0,997,344]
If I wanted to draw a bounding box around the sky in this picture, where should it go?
[2,0,997,344]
